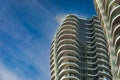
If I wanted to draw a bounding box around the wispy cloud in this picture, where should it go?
[0,0,95,80]
[0,62,21,80]
[0,0,52,80]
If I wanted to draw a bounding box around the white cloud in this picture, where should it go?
[0,62,21,80]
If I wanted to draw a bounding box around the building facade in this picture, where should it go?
[94,0,120,79]
[50,15,112,80]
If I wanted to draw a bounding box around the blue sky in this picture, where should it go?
[0,0,96,80]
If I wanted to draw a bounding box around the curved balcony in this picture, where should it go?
[51,75,55,80]
[62,21,78,27]
[111,13,120,33]
[86,38,96,44]
[110,3,120,20]
[59,24,79,33]
[86,50,97,55]
[60,74,79,80]
[96,38,107,47]
[97,58,109,66]
[64,18,78,24]
[50,48,54,55]
[57,44,79,55]
[57,34,79,44]
[92,71,112,80]
[50,57,54,65]
[50,53,54,60]
[95,36,106,43]
[50,43,54,50]
[50,68,55,76]
[109,0,119,15]
[57,50,79,60]
[108,0,115,16]
[61,21,79,27]
[106,0,113,13]
[57,39,79,49]
[94,23,102,28]
[98,77,111,80]
[51,69,55,76]
[87,66,98,71]
[86,44,96,49]
[50,63,54,71]
[96,42,107,51]
[66,14,79,20]
[87,54,97,59]
[85,26,94,31]
[86,20,99,26]
[96,37,107,44]
[66,17,78,22]
[95,33,105,39]
[116,49,120,66]
[97,48,108,55]
[86,35,95,40]
[94,27,103,32]
[57,56,79,67]
[114,36,120,49]
[88,71,99,77]
[98,64,111,73]
[57,29,79,38]
[86,59,98,65]
[98,55,109,64]
[58,69,79,78]
[95,29,104,36]
[112,24,120,39]
[97,53,109,60]
[87,52,97,58]
[86,31,95,35]
[58,62,79,72]
[58,63,79,74]
[113,33,120,47]
[95,28,103,34]
[99,70,112,79]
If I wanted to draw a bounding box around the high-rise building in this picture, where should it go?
[94,0,120,79]
[50,14,112,80]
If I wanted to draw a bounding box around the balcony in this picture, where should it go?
[57,56,79,67]
[98,64,111,73]
[58,68,79,78]
[114,35,120,50]
[57,50,79,61]
[98,58,109,65]
[110,3,120,19]
[58,62,79,71]
[109,1,119,15]
[108,0,115,15]
[57,39,79,49]
[66,14,78,20]
[97,53,109,60]
[116,49,120,66]
[57,34,79,44]
[106,0,112,13]
[60,74,79,80]
[99,70,112,79]
[96,38,107,45]
[112,24,120,38]
[57,29,79,38]
[57,44,79,55]
[58,24,79,33]
[111,13,120,32]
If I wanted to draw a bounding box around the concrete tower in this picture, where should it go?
[94,0,120,79]
[50,14,112,80]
